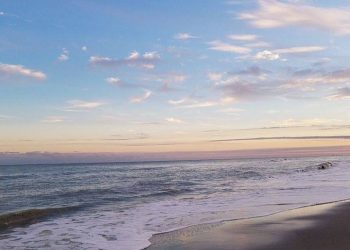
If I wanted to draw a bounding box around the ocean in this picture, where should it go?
[1,156,350,249]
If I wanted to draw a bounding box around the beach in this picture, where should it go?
[146,200,350,250]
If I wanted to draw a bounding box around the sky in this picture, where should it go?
[1,0,350,164]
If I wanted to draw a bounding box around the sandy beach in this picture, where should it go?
[146,200,350,250]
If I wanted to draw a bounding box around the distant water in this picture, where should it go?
[1,156,350,249]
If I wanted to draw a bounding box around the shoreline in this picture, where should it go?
[145,199,350,250]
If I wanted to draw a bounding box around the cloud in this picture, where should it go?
[209,72,287,101]
[220,107,244,115]
[273,46,326,54]
[255,50,280,60]
[0,63,46,80]
[210,135,350,142]
[42,116,65,123]
[327,87,350,100]
[58,48,69,61]
[66,100,105,110]
[238,0,350,35]
[158,73,187,91]
[208,40,251,54]
[89,51,160,69]
[255,46,325,60]
[174,33,197,40]
[228,34,258,41]
[89,56,114,64]
[129,89,152,103]
[0,114,13,121]
[165,117,184,123]
[168,96,235,109]
[208,72,223,81]
[281,67,350,91]
[237,65,269,76]
[106,77,121,85]
[81,46,88,51]
[271,118,341,127]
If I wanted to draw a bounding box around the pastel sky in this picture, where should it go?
[1,0,350,163]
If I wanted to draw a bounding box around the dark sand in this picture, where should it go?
[146,200,350,250]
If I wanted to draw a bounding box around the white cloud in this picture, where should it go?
[89,56,113,64]
[174,33,197,40]
[228,34,258,41]
[0,63,46,80]
[165,117,184,123]
[255,50,280,60]
[130,89,152,103]
[208,40,251,54]
[245,41,271,48]
[168,96,234,109]
[58,48,69,61]
[42,116,65,123]
[220,107,244,114]
[274,46,326,54]
[106,77,121,85]
[238,0,350,35]
[89,51,160,69]
[143,51,159,60]
[81,46,88,51]
[67,100,105,109]
[141,64,155,69]
[271,118,341,127]
[255,46,325,60]
[168,98,187,105]
[208,72,223,81]
[127,51,140,60]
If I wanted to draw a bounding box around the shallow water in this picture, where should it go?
[1,156,350,249]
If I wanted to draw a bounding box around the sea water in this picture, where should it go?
[1,156,350,249]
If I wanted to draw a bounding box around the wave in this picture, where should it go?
[0,206,78,231]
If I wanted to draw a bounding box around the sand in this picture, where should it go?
[146,200,350,250]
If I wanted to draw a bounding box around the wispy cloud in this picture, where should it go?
[89,51,160,69]
[165,117,184,123]
[168,96,235,109]
[58,48,69,61]
[208,40,251,54]
[245,41,271,48]
[238,0,350,35]
[66,100,105,110]
[271,118,341,127]
[327,87,350,100]
[255,46,326,60]
[0,63,46,80]
[152,72,187,91]
[281,67,350,91]
[0,114,13,121]
[210,135,350,142]
[228,34,258,42]
[129,89,152,103]
[274,46,326,54]
[174,33,197,40]
[106,77,121,85]
[42,116,65,123]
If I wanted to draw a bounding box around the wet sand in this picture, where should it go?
[146,200,350,250]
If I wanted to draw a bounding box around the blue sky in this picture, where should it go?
[1,0,350,163]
